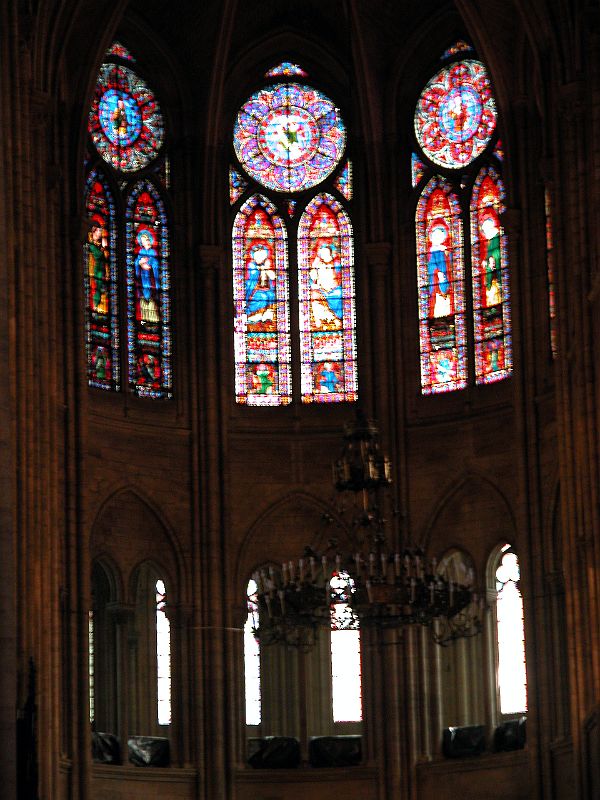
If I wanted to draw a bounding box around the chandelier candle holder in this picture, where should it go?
[251,411,485,647]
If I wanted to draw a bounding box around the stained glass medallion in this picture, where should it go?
[89,63,164,172]
[234,83,346,192]
[106,41,135,62]
[233,195,291,405]
[266,62,308,78]
[470,167,512,383]
[230,166,248,205]
[416,178,467,394]
[334,160,353,200]
[415,60,497,169]
[285,200,297,217]
[84,170,119,391]
[126,181,171,398]
[298,194,357,403]
[494,139,504,162]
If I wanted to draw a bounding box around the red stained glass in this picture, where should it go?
[298,194,357,403]
[416,178,467,393]
[470,168,512,383]
[84,169,119,391]
[411,153,426,188]
[106,41,135,62]
[233,195,291,405]
[415,60,497,169]
[126,182,171,398]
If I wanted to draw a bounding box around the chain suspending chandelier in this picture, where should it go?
[251,411,484,648]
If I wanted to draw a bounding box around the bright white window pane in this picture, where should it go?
[245,579,261,725]
[331,626,362,722]
[156,579,172,725]
[330,572,362,723]
[496,551,527,714]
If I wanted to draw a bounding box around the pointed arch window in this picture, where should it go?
[413,43,511,393]
[493,545,527,715]
[84,42,172,398]
[231,62,357,404]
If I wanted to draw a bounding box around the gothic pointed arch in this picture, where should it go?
[85,41,172,398]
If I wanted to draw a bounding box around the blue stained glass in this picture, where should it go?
[126,181,172,398]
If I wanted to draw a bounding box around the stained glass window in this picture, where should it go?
[411,152,426,188]
[495,546,527,715]
[471,167,512,384]
[233,195,291,405]
[106,41,135,62]
[155,579,171,726]
[298,194,357,403]
[233,83,346,192]
[416,178,467,393]
[126,181,172,398]
[415,60,497,169]
[494,139,504,162]
[229,166,248,205]
[265,62,308,78]
[89,63,164,173]
[285,200,297,218]
[545,188,557,358]
[334,160,353,200]
[84,169,119,391]
[441,40,473,59]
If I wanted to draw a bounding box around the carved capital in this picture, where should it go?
[164,603,194,627]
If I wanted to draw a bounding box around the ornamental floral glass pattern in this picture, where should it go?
[411,152,426,188]
[416,178,467,393]
[84,169,119,390]
[126,181,171,398]
[415,60,497,169]
[106,41,135,62]
[233,195,291,405]
[471,167,512,383]
[89,63,164,173]
[265,62,308,78]
[298,194,357,402]
[334,160,353,200]
[233,82,346,192]
[229,166,247,205]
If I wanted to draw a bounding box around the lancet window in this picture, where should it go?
[413,43,511,393]
[231,62,357,405]
[85,42,172,398]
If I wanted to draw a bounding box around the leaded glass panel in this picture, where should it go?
[85,169,119,390]
[417,178,467,393]
[470,167,512,384]
[298,194,357,403]
[126,181,172,398]
[233,195,291,405]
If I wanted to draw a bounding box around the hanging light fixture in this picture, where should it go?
[251,411,484,647]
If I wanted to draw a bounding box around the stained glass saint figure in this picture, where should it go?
[417,180,467,393]
[471,168,512,383]
[298,195,357,402]
[233,195,291,405]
